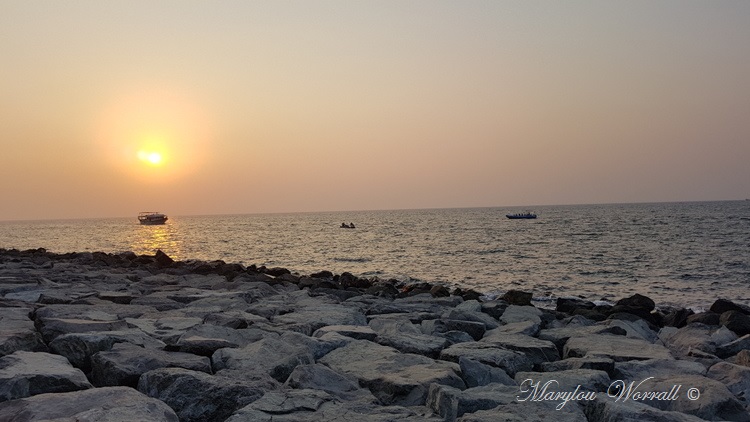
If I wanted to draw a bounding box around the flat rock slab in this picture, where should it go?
[564,334,673,362]
[0,386,179,421]
[0,351,92,402]
[90,343,211,387]
[138,367,279,422]
[319,340,465,406]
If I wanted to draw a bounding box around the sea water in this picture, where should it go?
[2,201,748,309]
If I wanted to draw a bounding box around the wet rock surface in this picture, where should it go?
[0,248,749,421]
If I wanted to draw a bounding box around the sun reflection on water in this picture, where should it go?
[131,222,182,259]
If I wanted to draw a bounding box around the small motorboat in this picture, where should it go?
[340,222,356,229]
[138,212,168,225]
[506,212,537,219]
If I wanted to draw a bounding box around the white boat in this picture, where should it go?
[138,212,168,225]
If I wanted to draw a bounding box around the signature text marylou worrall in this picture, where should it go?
[516,377,700,410]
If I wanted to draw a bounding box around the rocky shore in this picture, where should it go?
[1,247,749,421]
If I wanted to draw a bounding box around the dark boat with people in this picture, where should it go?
[506,212,537,219]
[138,212,168,225]
[340,222,356,229]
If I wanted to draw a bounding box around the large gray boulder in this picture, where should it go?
[583,396,709,422]
[0,307,47,357]
[285,363,377,402]
[370,317,449,357]
[721,310,750,336]
[458,357,516,388]
[440,342,532,377]
[90,343,211,387]
[514,369,611,393]
[319,340,465,406]
[0,386,179,421]
[540,356,615,375]
[312,324,378,341]
[202,309,272,329]
[279,331,351,360]
[427,383,529,421]
[421,319,487,341]
[48,329,166,371]
[613,358,706,381]
[441,309,500,330]
[480,333,560,366]
[0,351,92,402]
[170,324,277,356]
[717,335,750,359]
[659,323,738,357]
[212,336,315,382]
[707,362,750,407]
[456,401,586,422]
[484,319,540,336]
[225,388,442,422]
[36,317,129,343]
[138,367,279,422]
[125,316,204,343]
[34,303,154,321]
[564,334,673,361]
[538,324,626,351]
[460,403,587,421]
[600,318,660,343]
[271,304,368,335]
[500,305,543,325]
[614,375,749,421]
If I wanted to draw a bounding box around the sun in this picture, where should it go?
[138,150,164,166]
[95,87,214,183]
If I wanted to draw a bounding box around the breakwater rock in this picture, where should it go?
[0,247,749,421]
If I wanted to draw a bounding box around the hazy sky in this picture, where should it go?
[2,1,749,220]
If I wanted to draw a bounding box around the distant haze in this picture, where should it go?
[2,1,749,221]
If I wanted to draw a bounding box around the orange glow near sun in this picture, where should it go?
[94,87,213,183]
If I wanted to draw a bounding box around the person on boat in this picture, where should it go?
[349,223,355,228]
[341,222,350,228]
